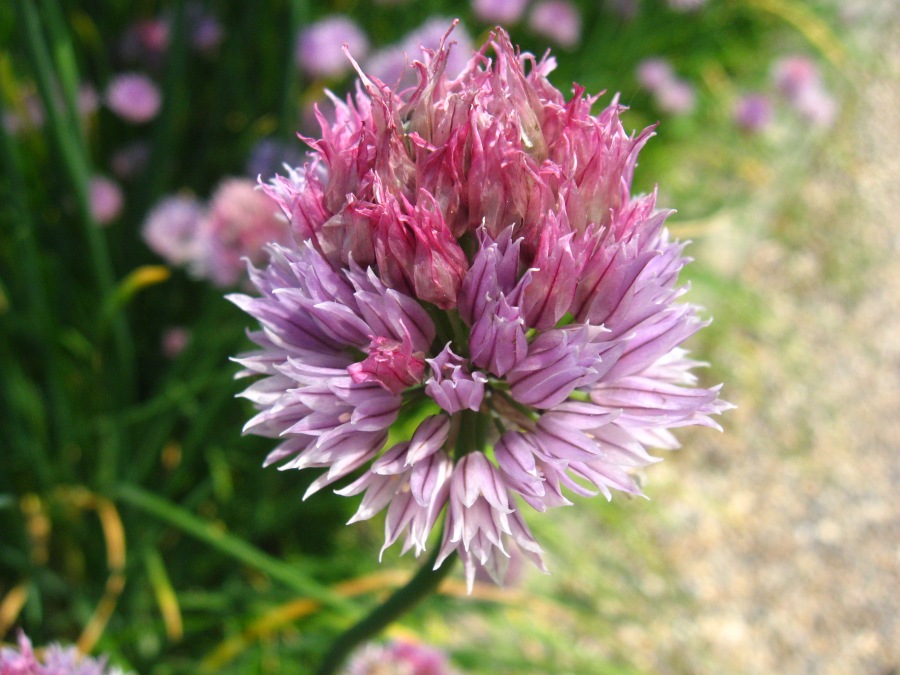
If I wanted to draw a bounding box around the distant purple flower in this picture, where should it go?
[655,78,696,115]
[472,0,530,24]
[295,16,369,79]
[234,26,730,590]
[528,0,582,48]
[346,639,454,674]
[637,59,696,115]
[636,58,674,91]
[105,72,161,123]
[772,55,820,101]
[89,176,124,225]
[733,93,772,132]
[0,630,128,674]
[142,194,206,266]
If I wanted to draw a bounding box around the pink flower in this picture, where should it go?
[89,176,124,225]
[365,18,473,89]
[636,58,675,91]
[773,56,837,128]
[194,179,290,287]
[235,26,730,589]
[472,0,530,24]
[347,639,455,675]
[295,17,368,79]
[105,72,161,123]
[348,335,427,394]
[528,0,582,48]
[655,78,696,115]
[142,194,206,266]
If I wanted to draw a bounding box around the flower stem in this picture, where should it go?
[315,548,457,675]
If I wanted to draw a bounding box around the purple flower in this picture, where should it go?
[234,26,730,589]
[636,58,675,91]
[142,194,206,266]
[655,78,696,115]
[0,630,128,674]
[104,72,161,123]
[295,17,369,79]
[528,0,582,48]
[89,176,124,225]
[733,93,772,133]
[773,56,837,128]
[472,0,530,24]
[636,58,696,116]
[347,639,454,674]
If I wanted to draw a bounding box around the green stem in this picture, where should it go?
[280,0,308,139]
[14,0,135,404]
[315,548,457,675]
[0,96,68,486]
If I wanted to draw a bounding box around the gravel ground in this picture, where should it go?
[621,5,900,673]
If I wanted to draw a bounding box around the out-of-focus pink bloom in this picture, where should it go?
[120,18,170,66]
[0,630,127,674]
[89,176,124,225]
[772,55,837,128]
[195,179,290,287]
[528,0,582,48]
[655,78,696,115]
[111,141,152,180]
[637,58,696,115]
[105,73,161,123]
[772,55,820,100]
[142,194,206,266]
[733,93,772,133]
[792,84,837,128]
[347,639,455,674]
[162,327,191,359]
[636,58,675,91]
[137,19,169,53]
[295,16,369,79]
[472,0,530,24]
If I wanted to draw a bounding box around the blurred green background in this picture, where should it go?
[1,0,897,672]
